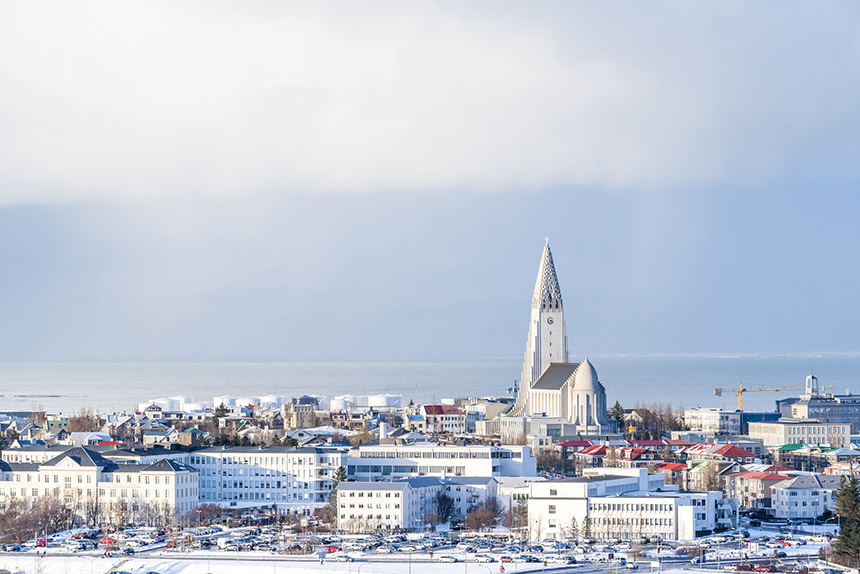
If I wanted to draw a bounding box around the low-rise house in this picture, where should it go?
[574,444,607,467]
[651,462,686,486]
[420,405,467,434]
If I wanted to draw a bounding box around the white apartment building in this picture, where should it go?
[771,474,839,520]
[0,447,197,526]
[748,419,851,447]
[684,408,741,435]
[528,468,737,542]
[347,444,536,481]
[337,476,498,533]
[189,446,346,512]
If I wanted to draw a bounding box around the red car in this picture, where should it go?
[325,545,341,552]
[100,537,117,544]
[500,556,513,563]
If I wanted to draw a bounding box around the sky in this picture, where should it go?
[1,1,859,362]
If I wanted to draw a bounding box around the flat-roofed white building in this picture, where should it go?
[347,444,535,481]
[528,468,737,542]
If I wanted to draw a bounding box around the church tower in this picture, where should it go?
[510,240,568,415]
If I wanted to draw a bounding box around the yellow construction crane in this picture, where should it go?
[714,382,833,411]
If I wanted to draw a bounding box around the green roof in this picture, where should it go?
[776,443,806,451]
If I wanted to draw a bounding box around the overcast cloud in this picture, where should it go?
[2,1,860,204]
[1,2,859,362]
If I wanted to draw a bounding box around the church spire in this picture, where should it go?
[532,240,563,311]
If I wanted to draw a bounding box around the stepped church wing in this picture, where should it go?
[506,241,611,434]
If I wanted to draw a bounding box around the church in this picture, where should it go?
[505,241,613,436]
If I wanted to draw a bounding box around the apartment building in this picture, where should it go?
[771,474,839,520]
[189,446,346,512]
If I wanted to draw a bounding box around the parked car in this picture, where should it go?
[475,555,494,563]
[438,556,458,563]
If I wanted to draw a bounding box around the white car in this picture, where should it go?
[335,555,354,562]
[439,556,458,563]
[474,555,494,563]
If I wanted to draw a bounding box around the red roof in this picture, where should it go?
[620,447,649,460]
[666,439,696,446]
[713,444,756,458]
[558,440,592,447]
[655,462,686,471]
[423,405,463,415]
[577,445,608,456]
[98,441,120,446]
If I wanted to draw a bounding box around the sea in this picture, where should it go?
[1,356,859,415]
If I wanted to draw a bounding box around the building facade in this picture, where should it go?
[189,446,346,511]
[337,476,499,532]
[684,408,741,436]
[748,419,851,447]
[0,447,198,526]
[770,474,839,520]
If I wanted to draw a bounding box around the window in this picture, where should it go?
[548,505,556,514]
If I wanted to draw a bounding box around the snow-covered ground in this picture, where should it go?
[0,554,548,574]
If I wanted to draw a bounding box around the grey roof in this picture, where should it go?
[143,459,196,473]
[4,462,39,472]
[41,446,113,468]
[532,363,580,390]
[774,474,841,490]
[444,476,496,486]
[0,445,69,453]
